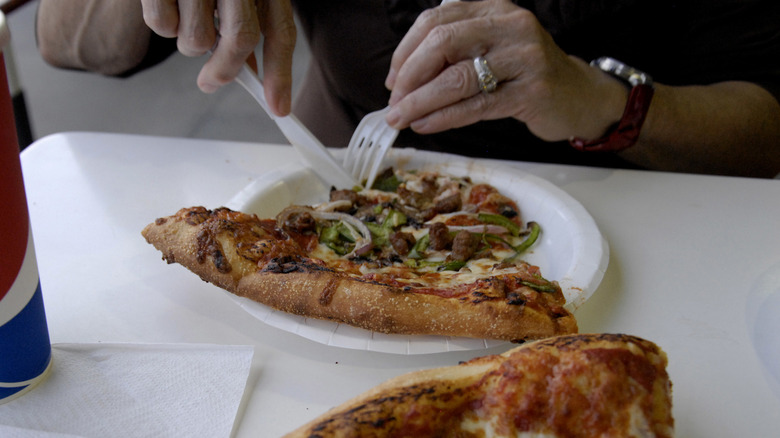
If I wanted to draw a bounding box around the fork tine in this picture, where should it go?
[363,124,399,189]
[366,126,398,187]
[344,107,398,187]
[344,138,364,177]
[355,115,389,181]
[343,116,375,178]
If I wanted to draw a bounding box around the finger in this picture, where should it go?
[176,0,218,57]
[408,89,514,134]
[386,2,472,90]
[198,0,261,93]
[389,18,491,106]
[257,0,296,116]
[141,0,180,38]
[387,60,480,129]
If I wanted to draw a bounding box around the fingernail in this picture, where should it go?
[386,107,401,128]
[278,91,292,116]
[410,119,425,132]
[200,82,219,94]
[385,68,397,90]
[410,117,430,133]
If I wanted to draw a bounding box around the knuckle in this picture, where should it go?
[143,11,175,36]
[232,28,262,52]
[277,20,298,42]
[222,18,262,50]
[416,8,442,28]
[443,64,474,93]
[428,25,457,52]
[268,20,297,51]
[473,95,493,113]
[505,9,546,40]
[508,8,536,26]
[179,29,215,54]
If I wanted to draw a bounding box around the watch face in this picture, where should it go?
[592,57,653,87]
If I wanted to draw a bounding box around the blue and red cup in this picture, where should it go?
[1,11,52,404]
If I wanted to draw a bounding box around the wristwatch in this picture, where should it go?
[569,57,654,152]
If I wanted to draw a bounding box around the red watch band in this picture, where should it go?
[569,84,654,152]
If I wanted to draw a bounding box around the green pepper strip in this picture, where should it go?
[371,173,402,192]
[512,222,540,253]
[320,226,340,243]
[404,258,465,272]
[336,222,357,242]
[407,233,429,260]
[320,222,359,255]
[483,221,541,262]
[437,260,467,271]
[325,242,351,256]
[383,209,407,229]
[364,209,408,248]
[478,213,521,236]
[365,222,387,247]
[520,280,557,293]
[320,227,352,255]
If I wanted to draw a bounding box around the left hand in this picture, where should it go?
[384,0,626,141]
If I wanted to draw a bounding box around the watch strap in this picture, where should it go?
[569,83,654,152]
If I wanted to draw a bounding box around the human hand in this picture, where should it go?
[384,0,626,141]
[141,0,296,116]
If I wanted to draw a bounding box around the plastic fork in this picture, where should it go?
[342,106,400,189]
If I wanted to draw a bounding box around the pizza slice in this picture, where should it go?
[283,333,674,438]
[142,169,577,341]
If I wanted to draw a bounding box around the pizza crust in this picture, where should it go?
[236,271,576,340]
[283,333,674,437]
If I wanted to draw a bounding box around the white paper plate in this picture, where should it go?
[225,149,609,354]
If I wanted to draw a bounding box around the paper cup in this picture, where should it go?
[0,11,53,405]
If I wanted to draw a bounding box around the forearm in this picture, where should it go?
[621,82,780,178]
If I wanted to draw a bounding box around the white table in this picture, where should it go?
[20,132,780,437]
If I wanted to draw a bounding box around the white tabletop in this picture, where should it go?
[20,132,780,437]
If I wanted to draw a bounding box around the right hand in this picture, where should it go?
[385,0,626,142]
[141,0,297,116]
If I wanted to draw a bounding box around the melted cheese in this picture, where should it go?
[457,403,654,438]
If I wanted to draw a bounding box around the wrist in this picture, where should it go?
[573,60,630,140]
[569,57,655,152]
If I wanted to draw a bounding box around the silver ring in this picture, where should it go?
[473,56,497,93]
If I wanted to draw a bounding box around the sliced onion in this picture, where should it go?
[428,211,475,220]
[447,224,509,234]
[313,211,374,256]
[433,186,461,203]
[314,200,353,212]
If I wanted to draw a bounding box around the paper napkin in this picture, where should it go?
[0,343,254,438]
